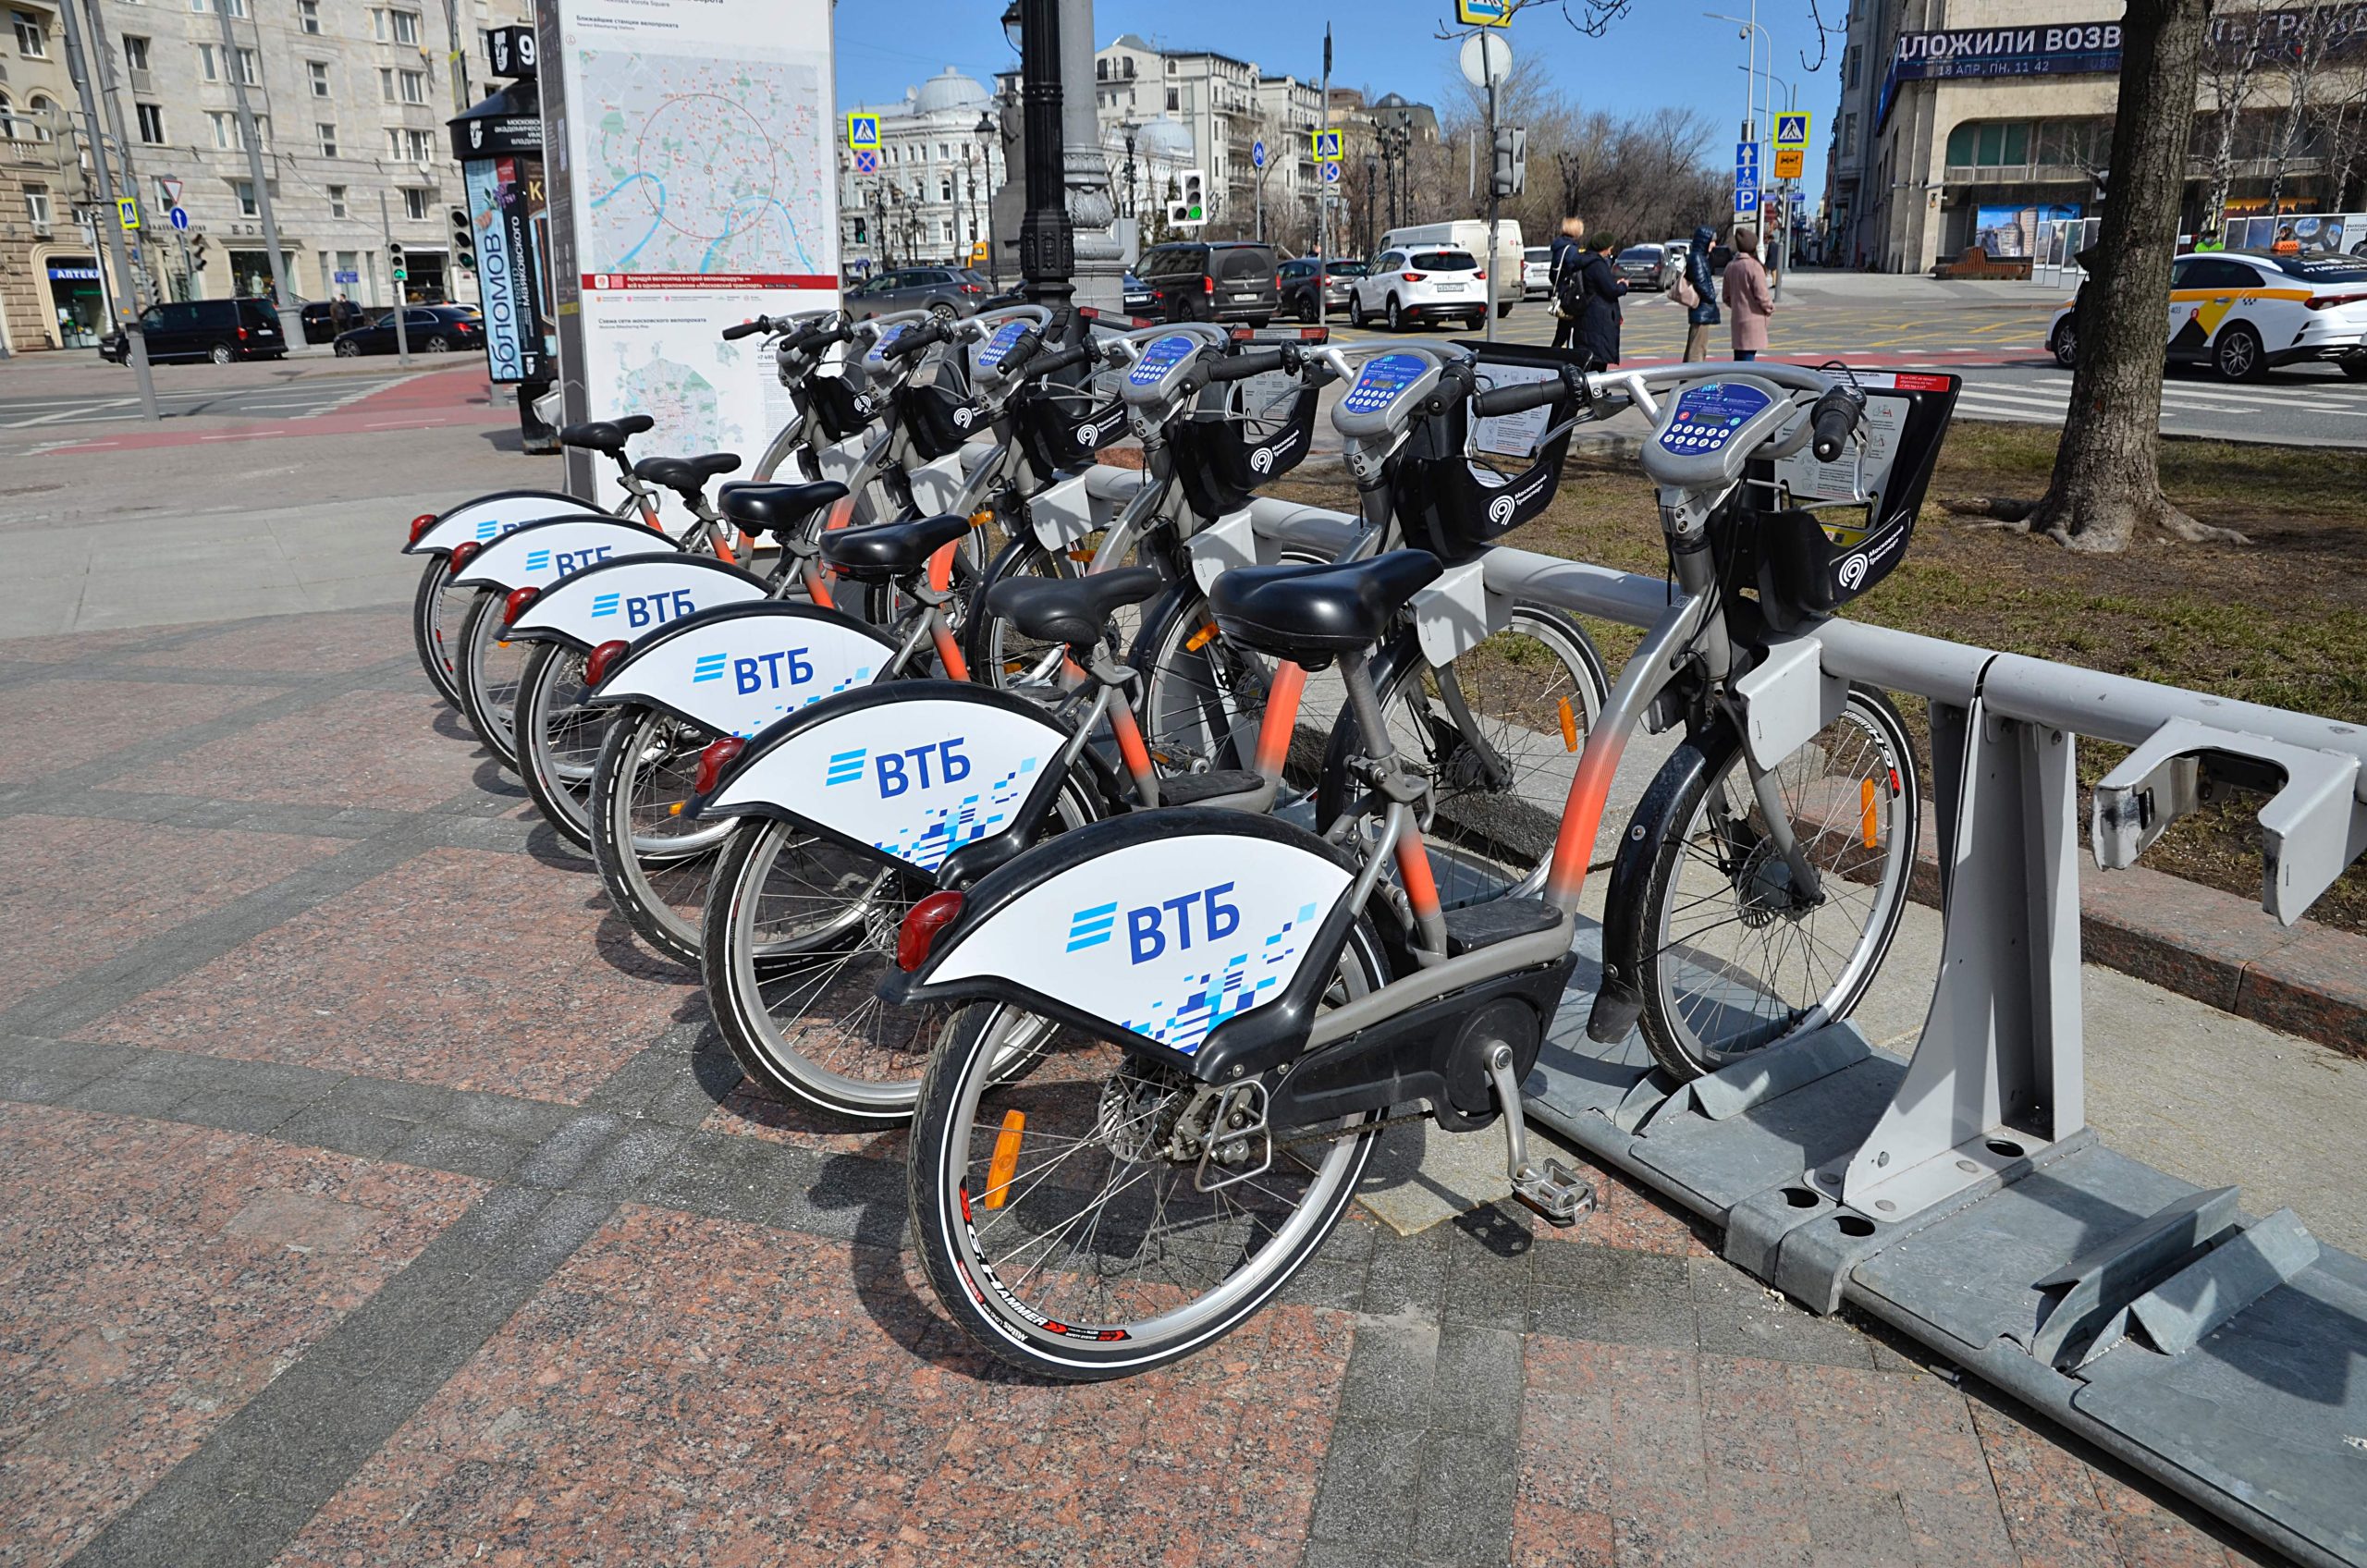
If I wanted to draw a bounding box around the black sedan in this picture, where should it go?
[333,304,484,356]
[1122,271,1156,317]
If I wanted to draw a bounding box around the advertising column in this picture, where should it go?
[535,0,840,514]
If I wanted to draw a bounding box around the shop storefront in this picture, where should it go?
[45,257,104,348]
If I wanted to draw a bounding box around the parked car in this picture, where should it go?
[1277,256,1365,320]
[844,266,991,320]
[1346,246,1490,331]
[332,304,483,356]
[1614,244,1668,287]
[98,297,285,365]
[2048,249,2367,381]
[1523,245,1553,300]
[1134,240,1280,325]
[1122,270,1157,317]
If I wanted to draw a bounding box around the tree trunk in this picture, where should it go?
[2028,0,2243,552]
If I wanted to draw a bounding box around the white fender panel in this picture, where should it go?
[1030,472,1097,551]
[907,451,968,517]
[450,519,678,592]
[594,611,892,738]
[408,495,607,557]
[710,695,1063,872]
[929,835,1352,1054]
[510,558,767,646]
[816,434,869,484]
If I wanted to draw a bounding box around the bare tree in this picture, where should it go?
[2264,4,2339,217]
[2200,3,2267,232]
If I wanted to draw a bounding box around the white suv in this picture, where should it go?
[1348,247,1490,332]
[1523,245,1553,300]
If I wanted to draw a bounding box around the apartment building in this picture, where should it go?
[1093,34,1322,237]
[1,0,92,351]
[1,0,532,350]
[837,67,1006,279]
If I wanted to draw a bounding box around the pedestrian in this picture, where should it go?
[1674,223,1719,361]
[1548,214,1588,353]
[1564,233,1627,367]
[1724,224,1774,361]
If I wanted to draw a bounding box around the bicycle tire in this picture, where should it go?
[1605,686,1919,1079]
[587,704,736,965]
[411,555,467,708]
[1314,606,1610,911]
[513,640,605,852]
[960,534,1069,692]
[452,588,528,771]
[1132,585,1276,778]
[906,918,1389,1380]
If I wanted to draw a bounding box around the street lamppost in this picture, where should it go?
[1365,153,1378,251]
[1001,0,1073,307]
[1705,9,1770,144]
[1121,117,1139,219]
[974,111,1000,289]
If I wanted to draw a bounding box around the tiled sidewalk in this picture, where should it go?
[0,610,2276,1567]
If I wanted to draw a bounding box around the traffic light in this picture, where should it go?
[1170,168,1207,227]
[449,207,475,270]
[191,234,210,274]
[1491,126,1527,199]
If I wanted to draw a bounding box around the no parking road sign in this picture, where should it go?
[1322,160,1342,184]
[852,148,877,176]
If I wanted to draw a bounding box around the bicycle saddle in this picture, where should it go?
[632,452,742,495]
[1210,550,1442,664]
[717,480,850,535]
[986,567,1161,650]
[557,414,655,453]
[817,513,972,580]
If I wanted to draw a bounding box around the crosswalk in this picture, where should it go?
[1944,366,2367,440]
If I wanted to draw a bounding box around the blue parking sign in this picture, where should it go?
[1735,186,1760,213]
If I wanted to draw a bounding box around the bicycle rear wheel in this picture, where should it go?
[453,589,529,771]
[588,704,736,964]
[1133,590,1278,779]
[514,641,606,851]
[411,556,469,708]
[1609,686,1919,1078]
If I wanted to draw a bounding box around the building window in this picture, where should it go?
[309,60,330,95]
[13,8,45,55]
[208,110,235,148]
[137,102,165,142]
[939,178,952,202]
[299,0,319,31]
[233,46,257,84]
[198,42,217,80]
[25,182,50,227]
[398,68,426,104]
[328,183,347,216]
[317,121,337,154]
[1844,113,1858,151]
[1166,87,1179,112]
[372,7,421,43]
[852,215,866,242]
[235,179,258,217]
[123,34,150,71]
[1123,56,1134,78]
[1096,57,1106,80]
[379,67,393,100]
[402,187,428,219]
[1844,44,1859,90]
[190,0,250,14]
[23,91,55,139]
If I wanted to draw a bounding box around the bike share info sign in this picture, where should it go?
[534,0,840,517]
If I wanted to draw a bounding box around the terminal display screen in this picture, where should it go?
[976,318,1029,371]
[1660,381,1772,455]
[1342,352,1429,416]
[1128,333,1199,386]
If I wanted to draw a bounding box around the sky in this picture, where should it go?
[829,0,1839,206]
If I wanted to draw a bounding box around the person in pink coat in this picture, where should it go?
[1723,226,1775,361]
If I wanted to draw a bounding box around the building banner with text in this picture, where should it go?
[537,0,839,515]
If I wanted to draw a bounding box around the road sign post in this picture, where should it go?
[54,0,155,420]
[382,190,411,365]
[1461,28,1513,343]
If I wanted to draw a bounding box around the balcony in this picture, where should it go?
[1942,161,2103,188]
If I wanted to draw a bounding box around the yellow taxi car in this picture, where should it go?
[2047,250,2367,381]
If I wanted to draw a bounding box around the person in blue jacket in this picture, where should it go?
[1682,224,1720,361]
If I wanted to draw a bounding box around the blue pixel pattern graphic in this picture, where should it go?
[869,756,1040,871]
[724,664,873,740]
[1122,900,1318,1053]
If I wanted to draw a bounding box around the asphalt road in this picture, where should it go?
[0,372,430,429]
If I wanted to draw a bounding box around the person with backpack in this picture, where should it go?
[1671,224,1720,361]
[1553,227,1628,366]
[1548,215,1588,353]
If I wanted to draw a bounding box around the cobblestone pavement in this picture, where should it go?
[0,608,2281,1567]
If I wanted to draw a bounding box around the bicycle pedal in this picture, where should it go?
[1512,1158,1596,1229]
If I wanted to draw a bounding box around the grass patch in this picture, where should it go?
[1270,418,2367,932]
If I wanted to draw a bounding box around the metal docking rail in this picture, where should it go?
[1068,462,2367,1568]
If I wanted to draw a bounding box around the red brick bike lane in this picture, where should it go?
[32,368,508,457]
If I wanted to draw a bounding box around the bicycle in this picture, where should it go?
[885,356,1953,1378]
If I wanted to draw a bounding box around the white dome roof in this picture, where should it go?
[1135,117,1194,158]
[913,67,989,116]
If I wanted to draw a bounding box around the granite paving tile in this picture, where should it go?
[0,1102,480,1565]
[79,847,699,1104]
[121,613,411,674]
[0,678,276,788]
[0,624,204,666]
[128,690,498,813]
[705,1072,911,1160]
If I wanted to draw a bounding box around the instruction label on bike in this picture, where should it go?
[920,832,1353,1054]
[509,557,768,648]
[706,694,1063,872]
[1470,363,1560,459]
[448,518,679,592]
[1772,374,1914,521]
[590,606,895,738]
[1660,382,1773,456]
[408,495,612,557]
[1342,352,1429,416]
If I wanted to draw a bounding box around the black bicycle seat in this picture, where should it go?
[717,480,850,535]
[557,414,655,454]
[1210,550,1441,664]
[632,452,742,495]
[817,513,973,580]
[986,566,1161,650]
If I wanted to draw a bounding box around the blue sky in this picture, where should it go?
[830,1,1837,203]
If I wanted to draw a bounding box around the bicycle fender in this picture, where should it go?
[448,516,679,593]
[889,809,1361,1079]
[507,555,768,652]
[703,680,1072,876]
[405,490,611,557]
[1586,725,1720,1046]
[589,601,898,739]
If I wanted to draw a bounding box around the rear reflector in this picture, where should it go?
[447,540,483,573]
[584,638,632,686]
[502,586,539,626]
[693,735,746,796]
[408,513,438,545]
[897,889,965,972]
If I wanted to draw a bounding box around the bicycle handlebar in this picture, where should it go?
[1471,367,1581,419]
[1809,386,1865,463]
[1206,345,1291,384]
[880,318,948,363]
[719,318,770,341]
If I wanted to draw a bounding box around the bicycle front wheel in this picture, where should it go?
[515,641,606,851]
[1613,686,1919,1078]
[907,921,1388,1380]
[1133,590,1278,779]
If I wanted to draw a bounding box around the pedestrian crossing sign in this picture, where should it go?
[1773,112,1811,151]
[846,114,880,151]
[1311,129,1343,161]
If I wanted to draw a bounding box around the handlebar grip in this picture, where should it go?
[991,327,1045,376]
[1472,376,1565,418]
[1024,342,1095,382]
[1207,347,1288,384]
[880,320,945,363]
[720,318,768,341]
[1809,388,1863,463]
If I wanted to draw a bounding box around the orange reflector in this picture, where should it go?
[1067,547,1095,562]
[1558,697,1578,753]
[1184,622,1219,653]
[667,801,685,816]
[968,508,994,530]
[1859,778,1879,848]
[495,640,511,650]
[984,1109,1025,1208]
